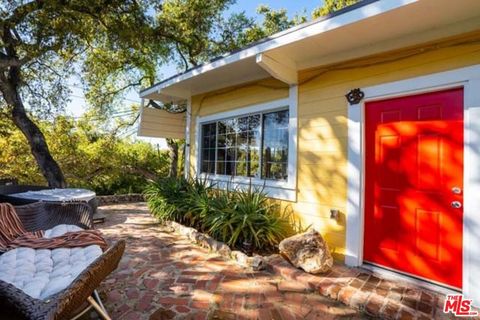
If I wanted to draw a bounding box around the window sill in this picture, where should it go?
[198,173,297,202]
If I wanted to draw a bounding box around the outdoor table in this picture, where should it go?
[12,188,96,202]
[11,188,105,223]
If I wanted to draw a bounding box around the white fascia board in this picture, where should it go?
[140,0,417,97]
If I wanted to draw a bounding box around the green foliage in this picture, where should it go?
[312,0,360,19]
[1,0,161,116]
[240,5,306,43]
[145,177,299,252]
[144,177,192,223]
[205,185,293,251]
[157,0,307,69]
[0,115,169,195]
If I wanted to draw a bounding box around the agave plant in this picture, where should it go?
[205,184,293,251]
[183,176,214,229]
[144,177,190,223]
[145,177,298,253]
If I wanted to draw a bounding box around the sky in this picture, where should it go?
[66,1,322,146]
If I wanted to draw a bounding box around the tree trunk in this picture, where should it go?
[166,138,179,178]
[2,83,67,188]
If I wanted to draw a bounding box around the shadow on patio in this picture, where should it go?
[85,203,364,320]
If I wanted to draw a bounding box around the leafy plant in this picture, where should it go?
[145,177,298,253]
[0,115,169,195]
[144,177,190,223]
[205,184,293,251]
[184,177,215,230]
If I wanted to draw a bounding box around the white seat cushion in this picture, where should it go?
[0,224,102,300]
[44,224,83,238]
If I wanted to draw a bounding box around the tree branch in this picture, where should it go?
[175,42,189,72]
[94,76,148,102]
[0,56,25,68]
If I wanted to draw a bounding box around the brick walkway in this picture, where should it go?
[89,203,364,320]
[85,203,474,320]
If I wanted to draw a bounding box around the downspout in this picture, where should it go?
[184,98,192,179]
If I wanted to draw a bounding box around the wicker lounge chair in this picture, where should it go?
[0,202,125,320]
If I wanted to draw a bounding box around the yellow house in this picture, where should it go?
[139,0,480,301]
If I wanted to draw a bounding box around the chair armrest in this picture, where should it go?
[15,202,94,232]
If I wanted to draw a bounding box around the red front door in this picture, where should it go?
[364,88,464,288]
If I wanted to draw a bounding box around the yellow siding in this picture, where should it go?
[139,108,186,139]
[188,35,480,261]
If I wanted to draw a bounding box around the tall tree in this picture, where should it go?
[0,0,162,187]
[157,2,306,70]
[312,0,360,18]
[0,0,307,185]
[152,1,306,177]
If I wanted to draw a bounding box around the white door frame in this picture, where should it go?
[345,64,480,302]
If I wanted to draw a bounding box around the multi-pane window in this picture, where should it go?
[200,109,289,180]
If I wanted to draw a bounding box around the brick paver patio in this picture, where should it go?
[88,203,364,319]
[85,203,475,320]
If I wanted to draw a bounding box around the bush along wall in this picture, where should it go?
[144,177,303,255]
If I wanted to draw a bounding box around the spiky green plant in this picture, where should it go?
[145,177,298,253]
[183,176,214,229]
[144,177,190,223]
[205,184,293,251]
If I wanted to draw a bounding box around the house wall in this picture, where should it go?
[188,34,480,260]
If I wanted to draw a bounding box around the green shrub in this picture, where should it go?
[184,177,215,230]
[145,177,298,253]
[0,115,170,195]
[205,185,293,251]
[144,177,190,223]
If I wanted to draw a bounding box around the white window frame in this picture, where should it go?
[195,86,298,201]
[345,64,480,302]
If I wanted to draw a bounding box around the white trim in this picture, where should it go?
[184,98,192,179]
[198,98,289,123]
[463,77,480,306]
[362,264,458,296]
[140,0,416,98]
[346,64,480,303]
[195,95,298,202]
[288,85,299,197]
[137,98,145,136]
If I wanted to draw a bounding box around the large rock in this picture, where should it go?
[279,230,333,274]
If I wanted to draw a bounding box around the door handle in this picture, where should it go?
[451,201,462,209]
[452,187,462,194]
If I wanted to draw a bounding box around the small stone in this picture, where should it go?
[250,255,266,271]
[231,250,249,267]
[217,244,232,257]
[278,230,333,274]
